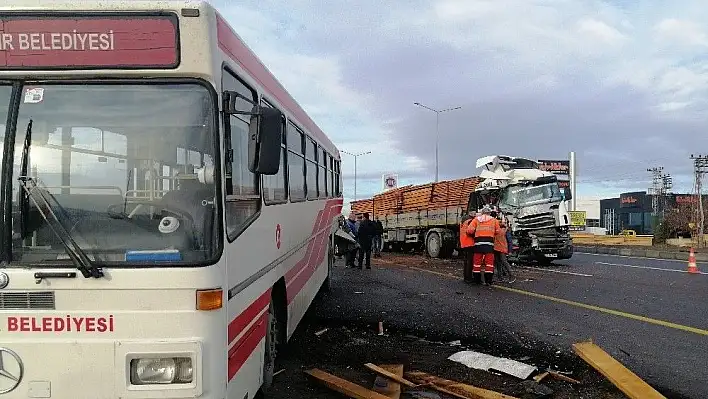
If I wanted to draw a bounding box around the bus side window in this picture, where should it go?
[222,68,261,241]
[287,122,306,202]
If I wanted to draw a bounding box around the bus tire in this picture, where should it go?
[261,298,280,392]
[322,238,334,292]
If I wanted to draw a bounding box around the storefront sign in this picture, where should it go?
[620,192,643,208]
[538,160,570,176]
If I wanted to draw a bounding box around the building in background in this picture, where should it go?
[575,196,601,228]
[600,192,704,235]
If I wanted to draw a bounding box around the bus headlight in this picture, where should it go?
[130,357,193,385]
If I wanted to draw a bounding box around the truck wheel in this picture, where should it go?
[426,232,442,258]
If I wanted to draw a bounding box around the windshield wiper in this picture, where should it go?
[17,120,103,279]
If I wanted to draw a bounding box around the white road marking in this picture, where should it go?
[595,261,708,275]
[518,266,593,277]
[576,251,700,264]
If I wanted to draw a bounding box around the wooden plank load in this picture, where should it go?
[350,176,481,218]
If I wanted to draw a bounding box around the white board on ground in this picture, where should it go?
[447,350,537,379]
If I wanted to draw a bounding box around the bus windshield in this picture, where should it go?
[8,83,220,266]
[499,182,563,208]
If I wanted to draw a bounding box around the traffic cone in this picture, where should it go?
[688,248,699,274]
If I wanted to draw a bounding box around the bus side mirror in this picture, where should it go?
[248,106,283,175]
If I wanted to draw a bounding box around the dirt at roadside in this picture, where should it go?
[267,318,628,399]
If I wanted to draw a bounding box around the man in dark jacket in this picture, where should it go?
[372,217,384,258]
[357,212,376,269]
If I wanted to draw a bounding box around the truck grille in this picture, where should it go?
[0,291,55,310]
[537,236,567,250]
[516,212,556,230]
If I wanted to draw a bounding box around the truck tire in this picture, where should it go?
[426,231,442,258]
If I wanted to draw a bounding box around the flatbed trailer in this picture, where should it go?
[351,177,480,258]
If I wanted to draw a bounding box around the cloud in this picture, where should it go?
[211,0,708,207]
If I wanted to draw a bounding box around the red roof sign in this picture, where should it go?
[0,14,179,69]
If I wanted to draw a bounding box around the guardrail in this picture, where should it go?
[571,234,654,247]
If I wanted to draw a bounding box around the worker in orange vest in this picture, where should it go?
[493,216,515,283]
[467,205,501,285]
[459,211,476,283]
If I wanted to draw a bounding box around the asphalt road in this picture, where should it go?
[314,251,707,399]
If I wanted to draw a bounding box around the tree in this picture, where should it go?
[660,203,694,240]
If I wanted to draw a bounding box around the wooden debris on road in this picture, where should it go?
[572,341,666,399]
[532,371,549,383]
[548,370,581,384]
[371,364,404,399]
[365,363,417,388]
[305,368,390,399]
[405,371,520,399]
[314,328,329,336]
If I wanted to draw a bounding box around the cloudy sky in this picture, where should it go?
[212,0,708,209]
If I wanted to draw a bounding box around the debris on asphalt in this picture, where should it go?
[372,364,404,399]
[401,390,441,399]
[448,350,538,379]
[364,363,417,388]
[273,369,285,378]
[533,372,550,383]
[572,340,667,399]
[547,370,581,385]
[406,371,520,399]
[448,340,462,346]
[305,368,390,399]
[378,321,385,335]
[519,380,554,398]
[315,328,329,336]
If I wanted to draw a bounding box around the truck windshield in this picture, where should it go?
[499,182,563,208]
[7,83,220,266]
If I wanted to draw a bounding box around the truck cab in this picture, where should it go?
[468,155,574,264]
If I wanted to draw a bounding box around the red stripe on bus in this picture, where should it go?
[284,199,341,283]
[225,198,343,380]
[227,311,268,381]
[286,202,342,304]
[227,288,272,345]
[215,14,338,157]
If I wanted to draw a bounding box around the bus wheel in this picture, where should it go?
[322,241,334,292]
[262,299,280,391]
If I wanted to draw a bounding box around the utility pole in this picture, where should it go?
[413,102,462,182]
[647,166,664,216]
[342,150,371,201]
[661,172,672,218]
[691,154,708,246]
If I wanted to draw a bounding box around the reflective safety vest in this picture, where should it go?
[469,215,499,239]
[494,227,509,254]
[459,218,475,248]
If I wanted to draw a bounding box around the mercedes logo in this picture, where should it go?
[0,273,8,289]
[0,348,23,394]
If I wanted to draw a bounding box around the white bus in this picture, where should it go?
[0,1,344,398]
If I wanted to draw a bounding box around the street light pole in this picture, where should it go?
[414,102,462,182]
[342,150,371,201]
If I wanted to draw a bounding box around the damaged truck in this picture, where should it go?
[349,155,573,265]
[471,155,574,264]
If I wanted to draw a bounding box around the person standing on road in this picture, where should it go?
[345,213,359,267]
[356,212,376,269]
[372,217,384,258]
[494,218,515,283]
[459,211,476,283]
[467,205,500,285]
